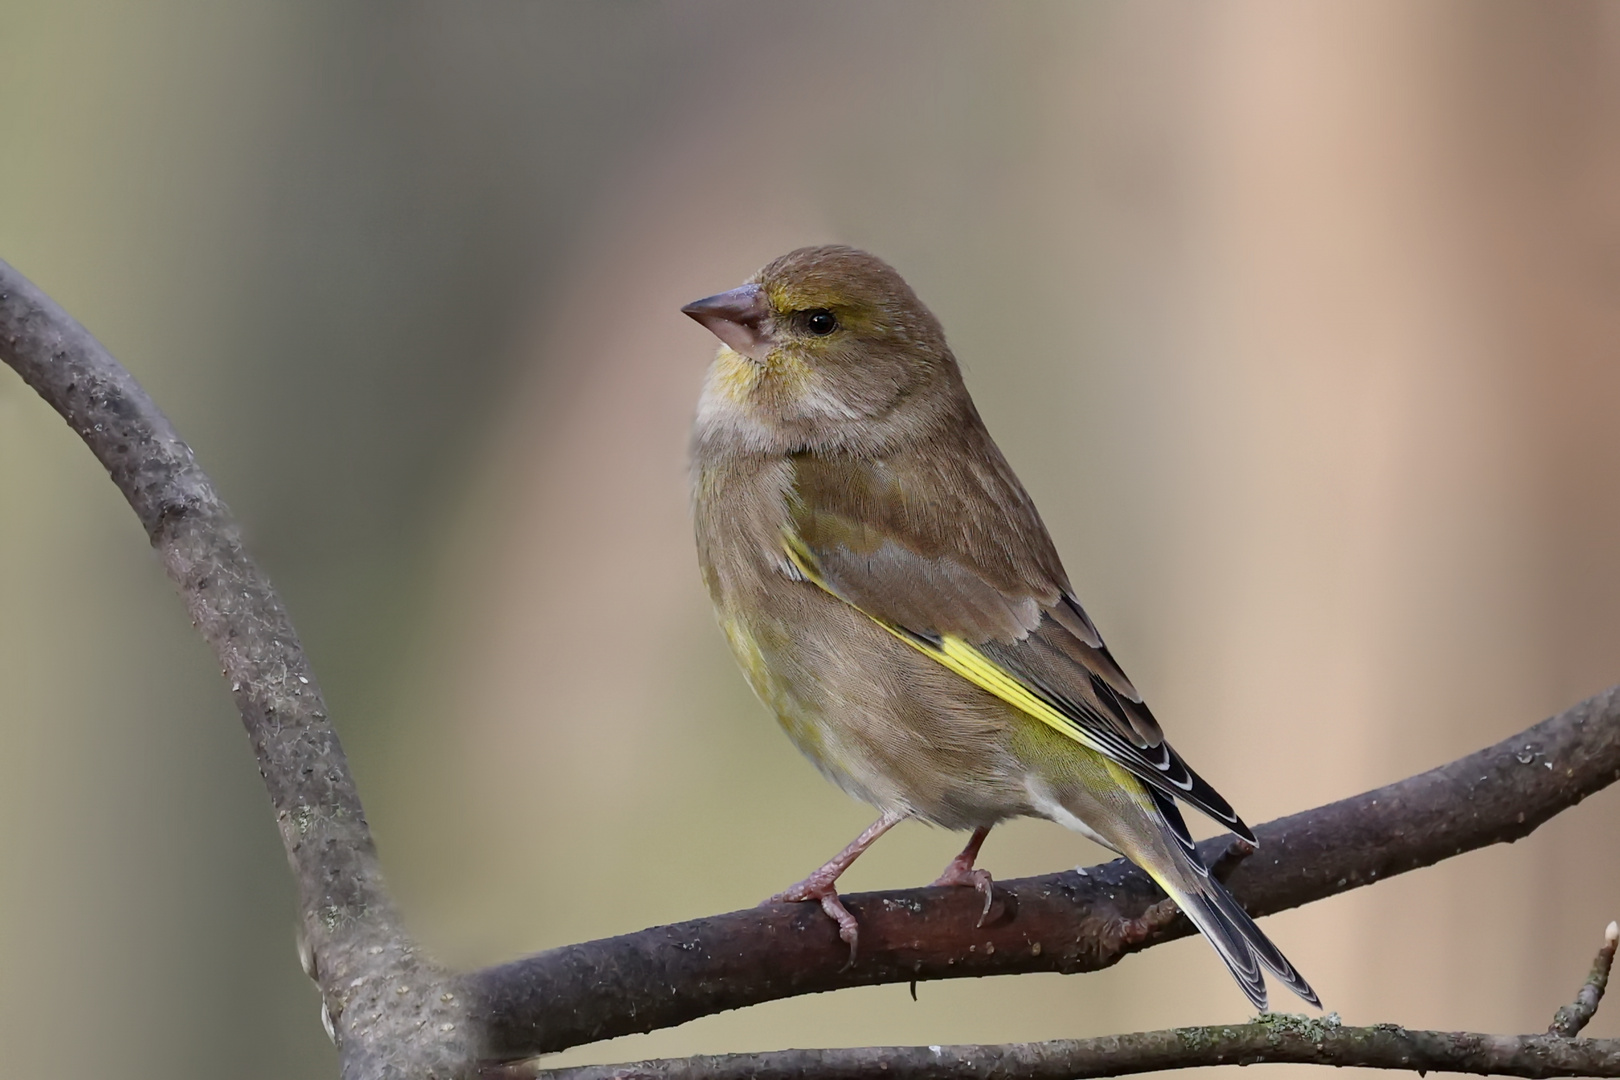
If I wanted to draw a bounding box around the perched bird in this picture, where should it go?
[683,245,1318,1011]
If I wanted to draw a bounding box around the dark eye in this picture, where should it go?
[804,309,838,336]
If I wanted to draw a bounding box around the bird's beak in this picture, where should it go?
[682,283,773,362]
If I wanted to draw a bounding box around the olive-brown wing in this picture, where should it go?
[788,449,1254,841]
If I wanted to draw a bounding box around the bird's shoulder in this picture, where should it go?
[787,417,1065,624]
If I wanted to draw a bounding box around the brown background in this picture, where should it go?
[2,3,1617,1077]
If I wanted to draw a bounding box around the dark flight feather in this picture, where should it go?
[1148,789,1320,1009]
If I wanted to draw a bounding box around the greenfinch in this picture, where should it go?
[684,245,1318,1011]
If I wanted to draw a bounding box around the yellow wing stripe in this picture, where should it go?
[909,631,1119,760]
[782,532,1116,760]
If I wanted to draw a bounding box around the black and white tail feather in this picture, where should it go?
[1146,788,1319,1011]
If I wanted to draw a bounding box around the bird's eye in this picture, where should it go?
[804,309,838,336]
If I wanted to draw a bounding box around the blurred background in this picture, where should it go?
[3,2,1619,1077]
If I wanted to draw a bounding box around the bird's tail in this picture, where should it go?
[1135,787,1319,1011]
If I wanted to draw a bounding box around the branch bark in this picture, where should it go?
[0,258,474,1079]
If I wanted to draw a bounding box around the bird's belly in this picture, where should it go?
[716,584,1036,830]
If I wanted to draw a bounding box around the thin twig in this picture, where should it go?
[0,258,473,1079]
[1553,922,1619,1038]
[513,1024,1620,1080]
[506,921,1620,1079]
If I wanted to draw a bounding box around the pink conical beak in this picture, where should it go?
[682,283,773,361]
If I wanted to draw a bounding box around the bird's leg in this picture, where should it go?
[931,825,994,926]
[766,809,908,963]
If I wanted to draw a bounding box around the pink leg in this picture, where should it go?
[766,809,908,963]
[932,825,994,926]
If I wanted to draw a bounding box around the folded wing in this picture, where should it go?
[787,448,1254,842]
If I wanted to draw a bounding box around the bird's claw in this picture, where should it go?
[818,892,861,963]
[932,863,995,926]
[765,879,862,965]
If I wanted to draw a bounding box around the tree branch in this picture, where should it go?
[0,258,474,1079]
[492,923,1620,1079]
[466,683,1620,1059]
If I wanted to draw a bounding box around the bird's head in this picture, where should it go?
[684,246,956,452]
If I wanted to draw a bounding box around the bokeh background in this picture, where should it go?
[3,2,1620,1077]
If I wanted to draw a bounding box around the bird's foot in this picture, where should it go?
[931,858,994,927]
[759,810,909,967]
[766,875,861,964]
[931,825,994,926]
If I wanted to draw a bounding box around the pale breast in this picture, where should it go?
[692,452,1036,828]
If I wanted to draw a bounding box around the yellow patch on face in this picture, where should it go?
[711,343,815,394]
[720,340,825,414]
[709,347,763,404]
[766,348,815,386]
[762,281,885,338]
[764,279,837,314]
